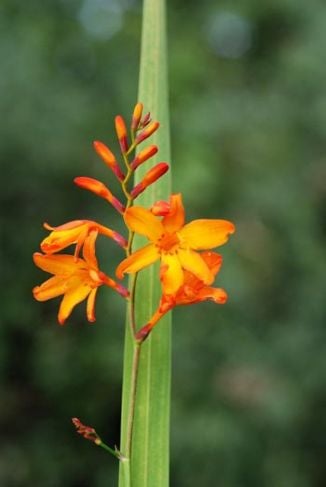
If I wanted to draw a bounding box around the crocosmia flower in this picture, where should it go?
[136,251,228,340]
[33,231,128,325]
[116,193,235,295]
[41,219,127,258]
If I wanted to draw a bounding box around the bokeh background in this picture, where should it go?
[1,0,326,485]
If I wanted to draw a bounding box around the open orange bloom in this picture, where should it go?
[41,219,127,258]
[136,252,228,340]
[33,231,129,325]
[116,193,235,295]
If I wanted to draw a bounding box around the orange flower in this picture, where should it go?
[41,219,127,258]
[136,252,228,340]
[116,193,235,295]
[33,231,129,325]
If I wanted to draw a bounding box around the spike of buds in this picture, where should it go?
[130,145,158,170]
[93,141,124,181]
[135,121,160,145]
[130,163,169,198]
[131,102,143,132]
[115,115,129,153]
[74,177,125,214]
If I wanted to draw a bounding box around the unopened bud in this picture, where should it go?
[151,200,171,216]
[135,121,160,144]
[115,115,129,153]
[130,163,169,198]
[130,145,158,170]
[74,177,125,214]
[131,102,143,132]
[93,141,124,181]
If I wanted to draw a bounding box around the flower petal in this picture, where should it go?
[58,281,92,325]
[197,287,228,304]
[179,219,235,250]
[82,230,99,269]
[201,251,223,277]
[41,222,88,254]
[87,288,98,322]
[162,193,185,233]
[116,244,159,279]
[161,253,184,295]
[178,248,214,284]
[124,207,164,241]
[33,276,67,301]
[33,252,84,275]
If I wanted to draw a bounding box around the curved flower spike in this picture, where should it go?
[33,231,129,325]
[41,219,127,258]
[136,252,228,341]
[74,177,125,214]
[116,193,235,295]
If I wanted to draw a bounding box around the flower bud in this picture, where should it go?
[131,102,143,132]
[135,121,160,144]
[130,145,158,170]
[115,115,129,153]
[74,177,125,213]
[93,141,124,181]
[130,163,169,198]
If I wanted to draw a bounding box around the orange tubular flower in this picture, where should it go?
[33,231,129,325]
[116,193,235,295]
[136,251,228,340]
[41,219,127,258]
[130,162,169,198]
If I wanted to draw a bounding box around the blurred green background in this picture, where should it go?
[1,0,326,485]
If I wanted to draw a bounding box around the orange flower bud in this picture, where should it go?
[151,200,171,216]
[131,102,143,131]
[115,115,129,153]
[93,141,124,181]
[135,121,160,144]
[130,163,169,198]
[74,177,125,213]
[130,144,158,170]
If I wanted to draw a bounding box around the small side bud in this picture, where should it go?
[151,200,171,216]
[93,141,124,181]
[115,115,129,153]
[74,177,125,214]
[130,145,158,170]
[140,112,151,128]
[72,418,101,444]
[131,102,143,132]
[135,121,160,144]
[130,163,169,198]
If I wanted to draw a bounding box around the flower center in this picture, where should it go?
[157,232,180,252]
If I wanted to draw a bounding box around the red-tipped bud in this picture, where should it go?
[151,200,171,216]
[140,112,151,128]
[115,115,129,153]
[131,102,143,132]
[93,141,124,181]
[130,145,158,170]
[135,121,160,144]
[74,177,125,214]
[130,163,169,198]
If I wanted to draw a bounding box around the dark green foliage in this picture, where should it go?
[1,0,326,485]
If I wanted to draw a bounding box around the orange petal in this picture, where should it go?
[33,276,67,301]
[41,222,88,254]
[124,207,164,241]
[162,193,185,233]
[179,219,235,250]
[86,288,98,322]
[178,248,213,284]
[33,252,83,275]
[197,287,228,304]
[200,251,223,276]
[116,244,159,279]
[82,230,99,269]
[161,253,184,295]
[58,281,92,325]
